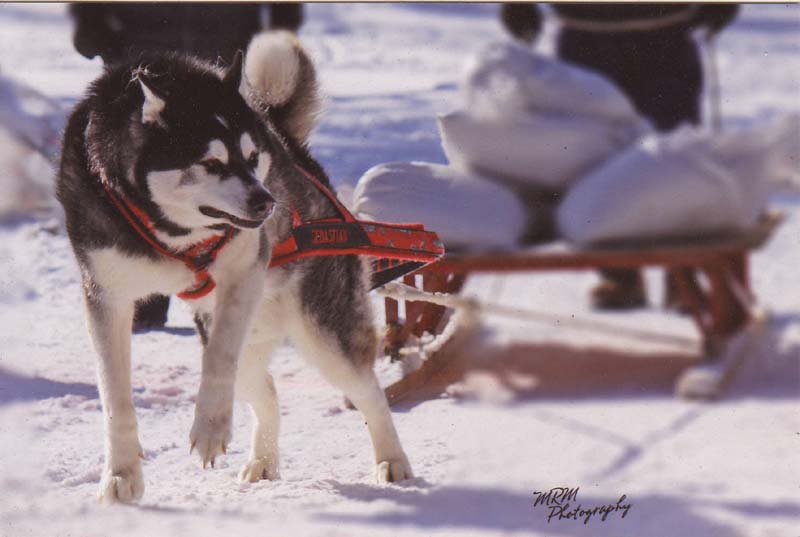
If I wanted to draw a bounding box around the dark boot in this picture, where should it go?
[133,294,170,332]
[591,269,647,310]
[663,269,692,314]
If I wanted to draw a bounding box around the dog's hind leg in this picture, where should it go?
[83,285,144,503]
[289,314,413,483]
[236,336,282,482]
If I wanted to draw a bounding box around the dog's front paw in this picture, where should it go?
[239,456,280,483]
[189,411,232,469]
[98,461,144,504]
[375,456,414,484]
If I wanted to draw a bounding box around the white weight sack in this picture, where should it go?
[703,113,800,192]
[439,110,642,191]
[557,126,775,245]
[463,41,644,126]
[353,162,528,250]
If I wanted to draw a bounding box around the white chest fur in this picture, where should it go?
[86,229,263,303]
[87,248,197,302]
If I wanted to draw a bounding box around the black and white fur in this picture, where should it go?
[58,31,412,504]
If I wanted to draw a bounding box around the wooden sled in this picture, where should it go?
[382,212,784,404]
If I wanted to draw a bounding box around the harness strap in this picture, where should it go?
[102,162,444,300]
[293,164,357,223]
[270,164,445,289]
[101,182,236,300]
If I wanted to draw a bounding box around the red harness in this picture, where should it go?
[101,182,237,300]
[272,165,444,289]
[102,164,444,299]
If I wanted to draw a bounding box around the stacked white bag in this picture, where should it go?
[351,42,653,252]
[353,162,528,251]
[462,42,640,123]
[557,115,799,244]
[352,41,796,253]
[439,42,651,191]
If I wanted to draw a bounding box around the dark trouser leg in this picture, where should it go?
[557,33,702,313]
[133,294,170,331]
[269,3,304,32]
[592,269,646,310]
[664,269,691,311]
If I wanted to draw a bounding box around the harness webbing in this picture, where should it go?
[101,182,237,300]
[102,163,444,299]
[271,165,445,289]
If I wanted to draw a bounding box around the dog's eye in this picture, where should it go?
[201,159,226,175]
[246,152,259,169]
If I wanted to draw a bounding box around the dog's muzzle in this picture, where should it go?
[247,188,275,221]
[199,187,274,229]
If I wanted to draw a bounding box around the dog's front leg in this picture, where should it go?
[84,285,143,503]
[190,267,266,468]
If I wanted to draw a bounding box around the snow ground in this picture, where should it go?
[0,3,798,537]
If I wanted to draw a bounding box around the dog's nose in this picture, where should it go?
[247,188,275,218]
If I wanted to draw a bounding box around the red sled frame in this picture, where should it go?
[382,212,784,404]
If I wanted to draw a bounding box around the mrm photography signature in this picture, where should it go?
[532,486,632,524]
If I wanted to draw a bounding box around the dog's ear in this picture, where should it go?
[223,50,243,91]
[138,75,167,127]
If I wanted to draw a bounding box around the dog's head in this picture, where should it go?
[131,53,275,231]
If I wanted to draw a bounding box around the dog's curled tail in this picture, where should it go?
[243,30,321,145]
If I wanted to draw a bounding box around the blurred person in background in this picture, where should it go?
[70,3,303,65]
[68,2,304,330]
[501,3,739,310]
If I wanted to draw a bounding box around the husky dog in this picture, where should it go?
[58,31,412,503]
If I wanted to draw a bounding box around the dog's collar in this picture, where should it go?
[101,181,238,300]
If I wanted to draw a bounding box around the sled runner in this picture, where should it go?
[380,211,784,404]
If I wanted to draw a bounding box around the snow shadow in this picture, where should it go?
[394,313,800,407]
[133,325,196,337]
[396,339,700,407]
[716,498,800,519]
[726,312,800,400]
[0,366,97,405]
[0,3,66,24]
[0,213,43,228]
[318,482,748,537]
[734,12,800,34]
[392,3,497,19]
